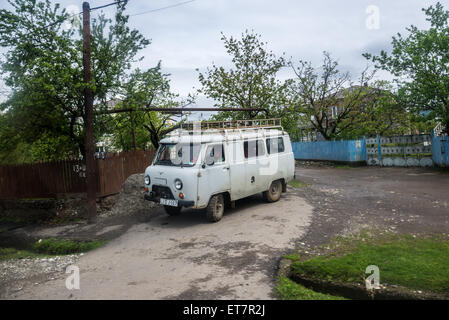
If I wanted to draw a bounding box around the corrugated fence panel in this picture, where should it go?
[292,139,366,162]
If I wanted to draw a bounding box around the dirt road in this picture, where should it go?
[5,165,449,300]
[296,166,449,247]
[8,189,312,299]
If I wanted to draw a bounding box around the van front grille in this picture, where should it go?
[152,185,174,199]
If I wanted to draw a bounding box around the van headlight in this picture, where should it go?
[174,179,183,190]
[144,175,150,185]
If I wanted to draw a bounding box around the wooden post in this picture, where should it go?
[83,2,96,222]
[130,110,137,151]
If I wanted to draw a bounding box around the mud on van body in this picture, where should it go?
[143,119,295,222]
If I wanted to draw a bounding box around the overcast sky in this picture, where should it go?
[0,0,443,119]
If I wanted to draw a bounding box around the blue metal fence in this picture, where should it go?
[292,134,448,167]
[292,138,366,163]
[431,133,449,167]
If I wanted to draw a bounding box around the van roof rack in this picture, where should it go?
[178,118,282,132]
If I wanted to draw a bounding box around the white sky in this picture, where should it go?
[0,0,443,119]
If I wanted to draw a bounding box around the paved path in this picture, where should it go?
[10,189,312,299]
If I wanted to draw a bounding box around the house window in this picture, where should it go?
[244,140,265,158]
[266,137,285,154]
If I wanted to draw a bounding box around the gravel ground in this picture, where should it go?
[0,173,156,298]
[0,254,80,297]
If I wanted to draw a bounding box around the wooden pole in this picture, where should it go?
[83,2,96,222]
[130,110,137,151]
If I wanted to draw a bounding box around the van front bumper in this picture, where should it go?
[144,193,194,208]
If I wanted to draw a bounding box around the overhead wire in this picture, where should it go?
[44,0,197,28]
[129,0,196,17]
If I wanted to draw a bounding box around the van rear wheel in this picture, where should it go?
[164,205,181,216]
[206,194,224,222]
[263,180,282,203]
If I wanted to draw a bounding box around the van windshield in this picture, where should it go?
[154,143,201,167]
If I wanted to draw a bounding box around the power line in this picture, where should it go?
[91,0,128,11]
[44,0,128,29]
[129,0,196,17]
[44,0,196,28]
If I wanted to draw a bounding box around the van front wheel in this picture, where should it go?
[263,180,282,203]
[206,194,224,222]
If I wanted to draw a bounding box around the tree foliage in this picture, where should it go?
[111,63,193,150]
[364,2,449,134]
[288,52,381,140]
[0,0,149,163]
[198,31,290,119]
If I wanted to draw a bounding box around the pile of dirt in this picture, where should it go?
[100,173,158,217]
[0,174,158,225]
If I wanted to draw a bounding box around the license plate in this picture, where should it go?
[160,198,178,207]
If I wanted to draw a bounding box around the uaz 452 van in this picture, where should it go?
[144,118,295,222]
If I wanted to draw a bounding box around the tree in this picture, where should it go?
[288,52,377,140]
[336,81,412,139]
[197,31,290,120]
[0,0,149,162]
[364,2,449,134]
[111,64,193,150]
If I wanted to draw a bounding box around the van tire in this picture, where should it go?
[263,180,282,203]
[206,194,224,222]
[164,205,181,216]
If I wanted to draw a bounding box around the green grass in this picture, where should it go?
[276,276,346,300]
[288,179,307,188]
[290,233,449,293]
[33,238,106,255]
[0,239,106,261]
[0,247,50,261]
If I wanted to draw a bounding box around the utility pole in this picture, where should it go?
[83,1,96,222]
[130,110,137,151]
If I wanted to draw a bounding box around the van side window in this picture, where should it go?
[244,140,265,158]
[205,144,225,165]
[266,137,285,154]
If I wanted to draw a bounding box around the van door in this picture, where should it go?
[244,139,268,195]
[197,143,230,207]
[229,141,246,200]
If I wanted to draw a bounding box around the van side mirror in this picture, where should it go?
[201,162,206,169]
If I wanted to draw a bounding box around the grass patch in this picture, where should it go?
[0,247,50,261]
[288,179,307,188]
[33,238,106,255]
[276,276,346,300]
[290,233,449,293]
[0,238,106,261]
